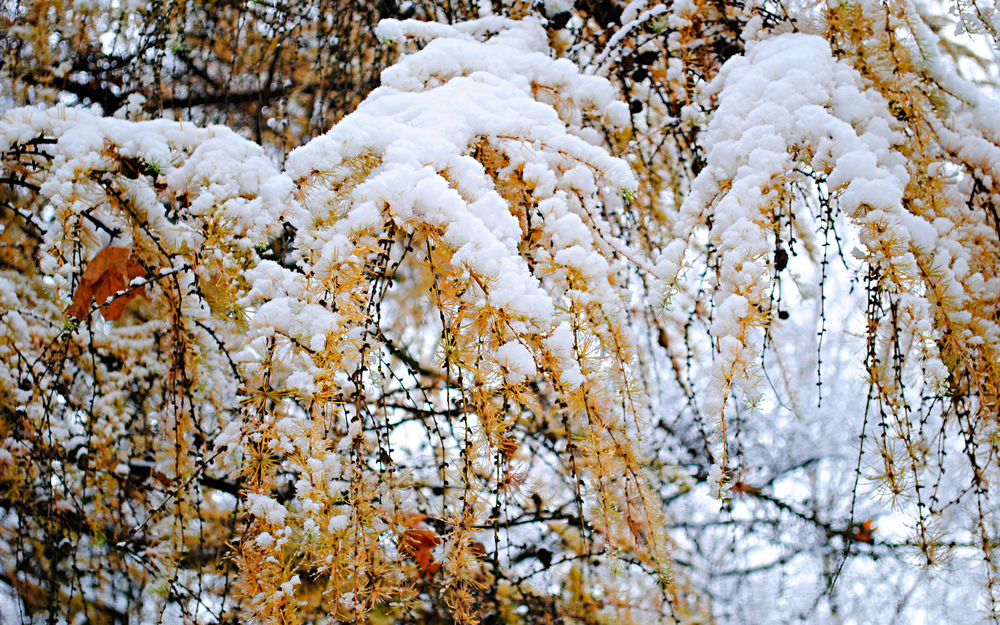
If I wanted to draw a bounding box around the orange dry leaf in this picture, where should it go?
[401,527,442,576]
[66,246,147,322]
[853,519,877,543]
[731,480,761,496]
[398,512,441,577]
[468,541,488,560]
[498,434,519,461]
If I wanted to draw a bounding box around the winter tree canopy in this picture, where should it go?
[1,1,999,623]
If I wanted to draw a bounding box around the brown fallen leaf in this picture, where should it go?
[853,519,877,543]
[468,540,488,560]
[731,480,761,496]
[397,512,442,577]
[400,526,442,577]
[498,434,519,461]
[66,246,147,322]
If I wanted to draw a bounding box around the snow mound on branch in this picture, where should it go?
[257,17,645,393]
[664,33,917,483]
[0,106,294,251]
[0,106,297,452]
